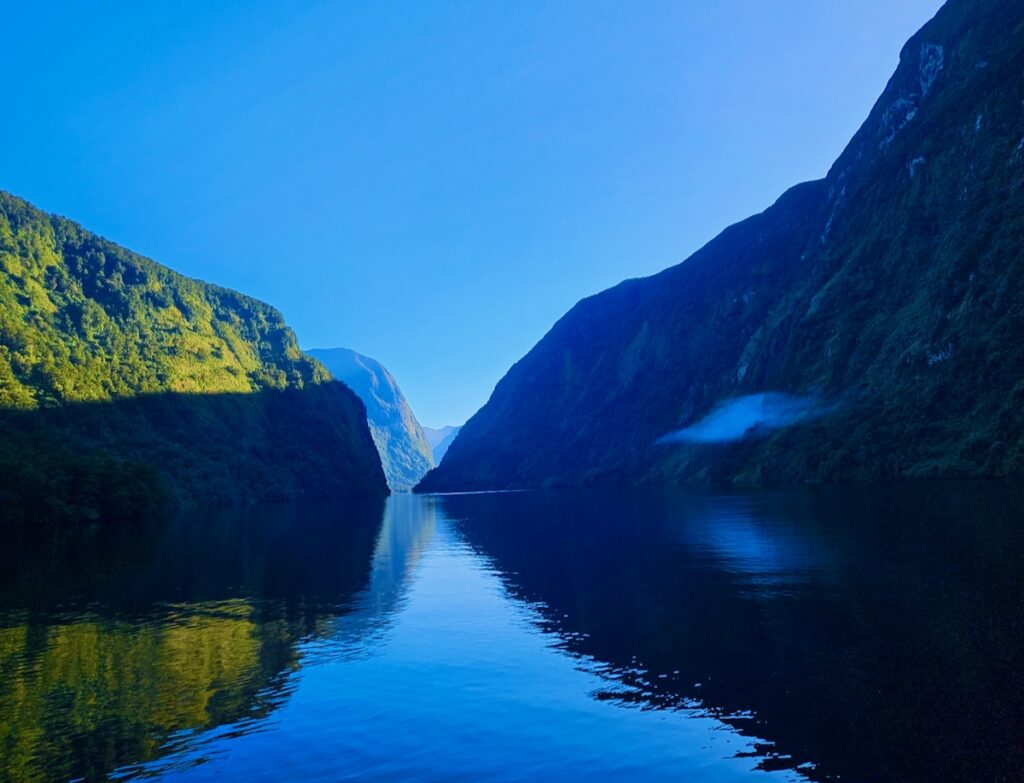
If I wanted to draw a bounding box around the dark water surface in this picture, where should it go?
[1,484,1022,782]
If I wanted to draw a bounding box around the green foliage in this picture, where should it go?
[419,0,1024,491]
[0,432,166,525]
[0,191,387,522]
[0,191,328,406]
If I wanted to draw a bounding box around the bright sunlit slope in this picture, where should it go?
[309,347,434,491]
[0,192,387,523]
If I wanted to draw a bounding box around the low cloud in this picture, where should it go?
[656,392,834,445]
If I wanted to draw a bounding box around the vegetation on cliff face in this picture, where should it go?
[0,191,387,522]
[418,0,1024,492]
[309,348,433,491]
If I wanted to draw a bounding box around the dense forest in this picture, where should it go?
[0,191,387,523]
[419,0,1024,491]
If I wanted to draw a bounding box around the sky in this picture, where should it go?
[3,0,943,427]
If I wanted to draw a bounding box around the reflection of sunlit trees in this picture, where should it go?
[0,497,406,782]
[0,601,306,781]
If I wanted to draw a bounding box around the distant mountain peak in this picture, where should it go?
[309,347,433,491]
[423,425,462,465]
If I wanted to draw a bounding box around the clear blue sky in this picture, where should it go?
[3,0,942,427]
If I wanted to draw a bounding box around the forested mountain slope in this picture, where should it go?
[0,191,387,522]
[419,0,1024,491]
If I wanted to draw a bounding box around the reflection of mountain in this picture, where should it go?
[0,500,392,781]
[365,494,437,603]
[319,494,437,653]
[442,485,1024,783]
[0,601,286,782]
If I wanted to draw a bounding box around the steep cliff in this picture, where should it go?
[419,0,1024,491]
[310,347,433,490]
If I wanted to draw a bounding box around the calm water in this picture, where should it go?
[1,484,1022,782]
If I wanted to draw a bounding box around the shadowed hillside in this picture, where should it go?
[418,0,1024,492]
[0,191,387,521]
[0,384,386,525]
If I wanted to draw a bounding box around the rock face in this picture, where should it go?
[418,0,1024,492]
[309,348,433,491]
[423,425,461,464]
[0,191,388,523]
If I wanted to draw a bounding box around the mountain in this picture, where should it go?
[423,425,461,463]
[0,191,387,523]
[418,0,1024,492]
[423,425,456,450]
[309,348,433,490]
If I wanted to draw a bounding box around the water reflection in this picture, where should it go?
[0,499,388,781]
[310,494,436,660]
[1,484,1022,782]
[442,483,1024,782]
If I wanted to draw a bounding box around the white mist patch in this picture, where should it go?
[657,393,832,445]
